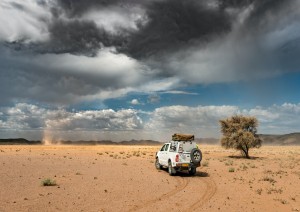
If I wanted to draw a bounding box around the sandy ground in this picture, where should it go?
[0,145,299,212]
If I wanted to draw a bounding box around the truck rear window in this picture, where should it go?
[181,141,196,152]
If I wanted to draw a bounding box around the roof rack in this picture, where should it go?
[172,133,194,141]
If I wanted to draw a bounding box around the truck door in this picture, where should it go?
[160,143,170,166]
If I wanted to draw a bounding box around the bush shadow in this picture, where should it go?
[228,155,264,160]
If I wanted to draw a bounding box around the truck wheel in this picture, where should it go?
[190,148,202,164]
[189,167,196,175]
[168,161,176,176]
[155,158,162,170]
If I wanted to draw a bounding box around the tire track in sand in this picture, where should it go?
[129,177,189,212]
[187,177,217,212]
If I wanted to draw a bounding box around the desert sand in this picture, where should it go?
[0,145,299,212]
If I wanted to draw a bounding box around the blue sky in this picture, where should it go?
[99,72,300,112]
[0,0,300,141]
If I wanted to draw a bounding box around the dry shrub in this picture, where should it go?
[202,161,209,167]
[267,187,283,194]
[262,176,276,183]
[256,188,262,195]
[228,167,235,172]
[41,178,56,186]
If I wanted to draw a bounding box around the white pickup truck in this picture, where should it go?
[155,139,202,176]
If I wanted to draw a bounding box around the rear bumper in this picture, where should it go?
[175,162,200,169]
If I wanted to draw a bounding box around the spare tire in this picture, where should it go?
[190,148,202,164]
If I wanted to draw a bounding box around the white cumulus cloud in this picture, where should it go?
[130,99,140,105]
[0,103,300,141]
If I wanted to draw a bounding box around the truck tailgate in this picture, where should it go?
[179,152,191,163]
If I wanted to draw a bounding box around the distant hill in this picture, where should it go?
[195,133,300,146]
[195,138,219,145]
[60,139,161,145]
[60,140,115,145]
[0,138,41,145]
[119,139,161,145]
[0,138,161,145]
[259,133,300,146]
[1,133,299,145]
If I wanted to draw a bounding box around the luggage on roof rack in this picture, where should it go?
[172,133,194,141]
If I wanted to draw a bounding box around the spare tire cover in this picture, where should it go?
[190,148,202,163]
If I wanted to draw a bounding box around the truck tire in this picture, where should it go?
[190,148,202,164]
[155,158,162,170]
[168,161,176,176]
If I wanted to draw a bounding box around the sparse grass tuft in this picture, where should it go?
[240,164,248,171]
[228,167,235,172]
[262,176,276,183]
[41,178,56,186]
[264,169,273,174]
[274,198,288,204]
[267,187,283,194]
[219,158,226,162]
[133,151,141,157]
[225,160,233,166]
[202,161,209,167]
[256,188,263,195]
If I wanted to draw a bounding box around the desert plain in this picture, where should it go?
[0,144,299,212]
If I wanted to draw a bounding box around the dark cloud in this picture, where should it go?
[277,37,300,72]
[5,19,128,56]
[54,0,158,17]
[129,0,300,83]
[46,19,128,56]
[0,45,146,106]
[55,0,120,17]
[244,0,294,29]
[48,20,103,55]
[4,0,296,59]
[218,0,255,9]
[0,0,300,107]
[125,0,231,59]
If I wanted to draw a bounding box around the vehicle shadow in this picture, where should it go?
[160,168,209,178]
[176,171,209,178]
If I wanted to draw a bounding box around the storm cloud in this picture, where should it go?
[0,0,300,106]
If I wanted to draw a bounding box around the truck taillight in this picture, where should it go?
[175,154,179,162]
